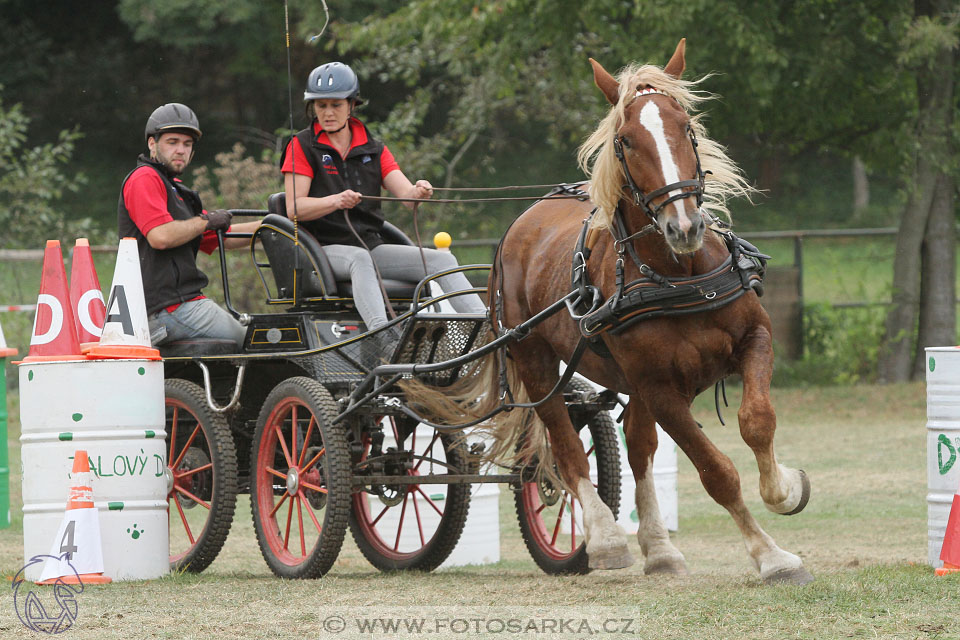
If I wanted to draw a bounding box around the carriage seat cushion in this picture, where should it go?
[158,338,239,358]
[263,193,419,300]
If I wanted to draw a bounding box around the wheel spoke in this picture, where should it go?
[175,485,211,510]
[300,490,324,534]
[298,417,316,468]
[283,495,294,550]
[394,493,410,551]
[296,495,306,558]
[414,486,444,517]
[168,406,179,463]
[301,448,326,473]
[370,503,389,526]
[291,405,300,468]
[265,466,287,481]
[274,423,293,468]
[171,424,201,469]
[172,495,195,545]
[269,491,290,518]
[411,493,426,546]
[585,444,595,457]
[549,495,566,546]
[176,462,213,480]
[300,480,327,494]
[413,432,441,471]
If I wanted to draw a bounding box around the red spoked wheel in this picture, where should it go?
[514,377,621,574]
[250,377,350,579]
[349,418,470,571]
[164,379,238,573]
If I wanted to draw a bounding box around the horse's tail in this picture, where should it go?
[399,334,555,484]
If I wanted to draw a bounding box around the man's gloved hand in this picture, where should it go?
[201,209,232,231]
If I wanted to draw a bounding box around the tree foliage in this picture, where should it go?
[0,87,90,249]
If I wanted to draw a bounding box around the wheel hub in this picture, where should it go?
[164,467,174,497]
[286,468,299,495]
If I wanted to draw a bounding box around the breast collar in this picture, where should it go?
[569,207,770,349]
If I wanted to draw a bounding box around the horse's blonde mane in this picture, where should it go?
[577,63,755,230]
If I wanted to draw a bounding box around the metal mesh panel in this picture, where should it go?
[394,317,491,386]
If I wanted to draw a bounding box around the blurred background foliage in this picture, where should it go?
[0,0,944,241]
[0,0,957,384]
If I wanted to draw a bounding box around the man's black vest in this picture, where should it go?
[117,155,209,315]
[285,121,386,249]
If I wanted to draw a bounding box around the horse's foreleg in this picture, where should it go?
[623,398,687,575]
[647,389,812,584]
[511,341,633,570]
[738,327,810,516]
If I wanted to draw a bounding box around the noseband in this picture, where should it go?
[612,120,708,224]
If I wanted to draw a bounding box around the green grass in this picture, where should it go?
[0,382,950,639]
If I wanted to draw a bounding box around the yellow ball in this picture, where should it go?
[433,231,452,249]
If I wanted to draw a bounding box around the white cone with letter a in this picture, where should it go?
[37,450,111,584]
[86,237,160,360]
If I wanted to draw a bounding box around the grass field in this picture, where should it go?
[1,381,955,639]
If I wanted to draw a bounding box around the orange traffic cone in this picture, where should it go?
[37,450,112,585]
[23,240,84,362]
[936,488,960,576]
[69,238,106,347]
[86,238,160,360]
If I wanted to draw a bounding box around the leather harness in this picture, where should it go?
[568,207,769,357]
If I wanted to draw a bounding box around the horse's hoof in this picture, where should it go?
[644,555,688,576]
[762,566,814,586]
[781,469,811,516]
[587,546,635,570]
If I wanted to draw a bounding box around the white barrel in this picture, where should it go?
[376,423,500,567]
[926,347,960,567]
[20,359,168,581]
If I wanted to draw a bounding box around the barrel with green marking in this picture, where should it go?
[19,359,168,580]
[926,347,960,568]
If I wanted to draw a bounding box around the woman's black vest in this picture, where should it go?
[285,121,386,249]
[117,155,209,315]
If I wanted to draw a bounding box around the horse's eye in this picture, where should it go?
[620,137,631,148]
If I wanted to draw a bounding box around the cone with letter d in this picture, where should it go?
[23,240,84,362]
[936,480,960,576]
[36,450,112,585]
[86,237,160,360]
[70,238,106,347]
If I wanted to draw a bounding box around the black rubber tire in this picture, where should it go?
[349,423,471,571]
[514,376,621,575]
[249,377,350,579]
[165,378,238,574]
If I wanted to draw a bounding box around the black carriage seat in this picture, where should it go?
[255,192,420,303]
[157,338,238,358]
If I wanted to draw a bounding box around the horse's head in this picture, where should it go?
[590,40,708,255]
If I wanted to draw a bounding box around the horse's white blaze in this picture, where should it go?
[638,101,691,232]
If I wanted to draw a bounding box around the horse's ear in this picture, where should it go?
[589,58,620,106]
[664,38,686,78]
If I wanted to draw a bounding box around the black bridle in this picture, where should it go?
[612,123,708,224]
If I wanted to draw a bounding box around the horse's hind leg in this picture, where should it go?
[738,328,810,516]
[623,398,687,575]
[646,388,813,584]
[511,340,634,570]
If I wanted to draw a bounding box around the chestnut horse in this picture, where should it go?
[412,40,812,584]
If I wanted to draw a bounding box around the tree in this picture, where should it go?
[0,87,89,249]
[879,1,958,382]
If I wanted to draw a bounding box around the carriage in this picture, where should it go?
[161,40,814,585]
[161,192,623,578]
